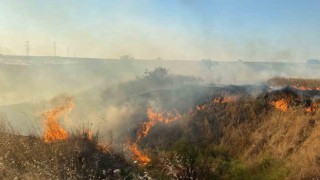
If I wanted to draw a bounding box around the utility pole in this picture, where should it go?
[53,41,56,56]
[25,41,30,56]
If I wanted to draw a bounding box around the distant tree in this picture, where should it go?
[144,67,169,80]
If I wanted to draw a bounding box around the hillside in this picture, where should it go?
[2,64,320,179]
[140,85,320,179]
[2,81,320,179]
[0,130,140,179]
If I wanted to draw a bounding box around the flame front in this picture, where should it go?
[137,107,182,141]
[128,143,151,165]
[129,107,182,165]
[271,99,289,112]
[42,96,74,143]
[306,103,317,113]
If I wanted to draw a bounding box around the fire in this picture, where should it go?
[128,107,182,165]
[42,96,74,143]
[271,99,289,112]
[213,96,238,103]
[137,107,182,141]
[147,107,181,124]
[306,103,317,113]
[128,142,151,165]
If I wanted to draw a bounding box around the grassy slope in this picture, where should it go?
[3,65,320,179]
[142,88,320,179]
[0,129,139,179]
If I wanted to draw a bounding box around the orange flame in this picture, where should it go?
[306,103,317,113]
[271,99,289,112]
[128,142,151,165]
[128,107,182,165]
[137,107,182,141]
[42,96,74,143]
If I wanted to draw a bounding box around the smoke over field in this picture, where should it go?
[2,0,320,178]
[1,54,320,179]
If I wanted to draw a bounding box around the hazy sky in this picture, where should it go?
[0,0,319,61]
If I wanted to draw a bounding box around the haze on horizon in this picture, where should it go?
[0,0,319,61]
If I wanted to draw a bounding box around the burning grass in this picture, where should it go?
[41,96,73,143]
[140,85,320,179]
[126,107,182,166]
[136,107,181,141]
[271,98,289,111]
[128,142,151,165]
[3,75,320,179]
[0,121,139,179]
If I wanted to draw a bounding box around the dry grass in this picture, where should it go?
[268,77,320,88]
[3,80,320,179]
[0,121,135,179]
[143,89,320,179]
[206,99,320,179]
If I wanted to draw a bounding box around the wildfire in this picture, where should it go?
[128,142,151,165]
[213,96,238,103]
[128,107,182,165]
[271,99,289,112]
[305,103,317,113]
[137,107,182,141]
[42,96,74,143]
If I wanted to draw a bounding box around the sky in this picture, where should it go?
[0,0,319,61]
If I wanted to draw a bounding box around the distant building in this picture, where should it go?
[307,59,320,64]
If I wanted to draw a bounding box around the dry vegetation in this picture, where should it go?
[2,74,320,179]
[141,86,320,179]
[0,121,141,179]
[268,77,320,89]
